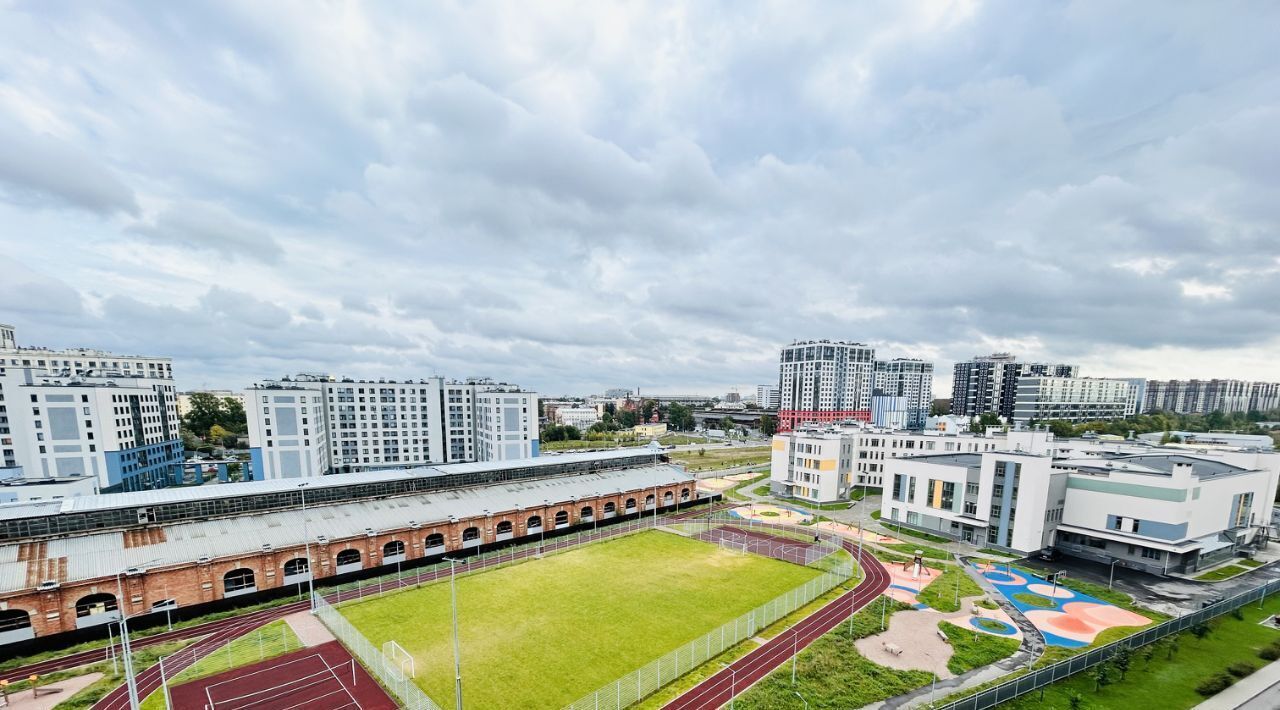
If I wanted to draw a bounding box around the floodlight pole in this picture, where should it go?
[114,572,141,709]
[444,557,465,710]
[1109,559,1120,589]
[300,482,315,612]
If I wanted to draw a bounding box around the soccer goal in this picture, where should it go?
[382,640,416,679]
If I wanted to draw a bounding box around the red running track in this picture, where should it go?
[663,537,890,710]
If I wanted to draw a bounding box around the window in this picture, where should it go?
[336,549,361,566]
[462,527,480,541]
[223,568,256,594]
[283,558,309,577]
[383,540,405,557]
[526,515,542,529]
[426,532,445,548]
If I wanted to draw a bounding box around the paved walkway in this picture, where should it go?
[1194,658,1280,710]
[283,609,335,647]
[2,672,103,710]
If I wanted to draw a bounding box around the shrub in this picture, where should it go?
[1227,661,1257,678]
[1258,643,1280,661]
[1195,671,1235,697]
[1231,607,1244,621]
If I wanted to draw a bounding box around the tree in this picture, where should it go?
[640,399,658,423]
[1112,644,1132,679]
[719,416,735,433]
[1141,643,1156,668]
[930,399,952,416]
[220,397,247,434]
[969,412,1002,434]
[758,414,778,437]
[1067,692,1084,710]
[1047,419,1075,438]
[666,403,696,431]
[1192,622,1212,640]
[180,427,202,452]
[182,392,224,438]
[618,409,638,428]
[1091,662,1112,692]
[1168,635,1181,659]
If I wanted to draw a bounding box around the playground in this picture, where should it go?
[727,503,814,523]
[974,562,1150,646]
[855,551,1021,678]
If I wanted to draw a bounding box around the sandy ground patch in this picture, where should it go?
[856,595,1023,679]
[696,477,736,491]
[814,521,904,545]
[285,609,336,647]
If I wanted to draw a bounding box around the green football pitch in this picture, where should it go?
[339,529,825,708]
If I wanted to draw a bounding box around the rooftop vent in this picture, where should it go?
[36,580,59,591]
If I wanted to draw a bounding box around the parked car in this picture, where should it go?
[1038,546,1061,561]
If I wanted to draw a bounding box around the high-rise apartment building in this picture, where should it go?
[950,354,1077,418]
[246,375,538,480]
[1011,376,1132,423]
[1144,379,1273,414]
[777,341,876,432]
[873,358,933,428]
[0,325,180,492]
[756,384,780,410]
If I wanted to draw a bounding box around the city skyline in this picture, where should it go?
[3,2,1279,396]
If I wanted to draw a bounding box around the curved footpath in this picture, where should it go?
[664,537,890,710]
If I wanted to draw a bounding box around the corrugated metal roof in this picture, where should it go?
[0,464,692,594]
[18,449,661,517]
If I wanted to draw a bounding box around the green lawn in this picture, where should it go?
[940,621,1020,674]
[917,566,984,613]
[671,446,772,472]
[139,620,300,710]
[1195,564,1251,581]
[892,527,951,544]
[723,472,770,501]
[1002,595,1280,710]
[738,598,934,708]
[340,530,823,709]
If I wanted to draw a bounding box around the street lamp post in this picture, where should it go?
[541,499,549,553]
[718,661,737,710]
[443,557,466,710]
[1108,559,1120,589]
[114,559,160,710]
[299,482,316,612]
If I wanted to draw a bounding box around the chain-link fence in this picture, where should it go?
[313,592,443,710]
[937,576,1280,710]
[155,619,303,708]
[562,519,855,710]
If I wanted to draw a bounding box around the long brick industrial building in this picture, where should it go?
[0,449,696,645]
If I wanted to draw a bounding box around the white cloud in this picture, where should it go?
[0,1,1277,395]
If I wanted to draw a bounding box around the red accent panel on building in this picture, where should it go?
[777,410,871,432]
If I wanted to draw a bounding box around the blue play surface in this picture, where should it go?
[973,563,1128,647]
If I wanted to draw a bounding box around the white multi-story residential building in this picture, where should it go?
[1120,377,1147,416]
[474,386,538,461]
[246,375,538,480]
[770,424,1008,502]
[873,358,933,428]
[555,407,599,430]
[0,326,180,492]
[778,340,876,432]
[878,433,1279,573]
[1145,378,1273,414]
[1250,382,1280,412]
[756,385,780,410]
[1011,376,1132,423]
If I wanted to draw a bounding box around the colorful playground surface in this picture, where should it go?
[727,503,813,523]
[973,562,1150,647]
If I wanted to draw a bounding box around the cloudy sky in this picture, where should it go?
[2,1,1278,398]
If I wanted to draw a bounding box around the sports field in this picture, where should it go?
[340,530,823,708]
